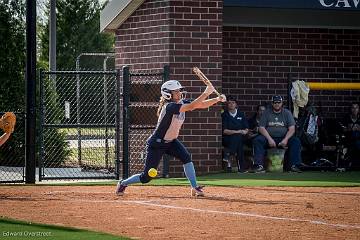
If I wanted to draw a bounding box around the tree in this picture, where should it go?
[38,1,115,170]
[0,1,25,168]
[0,0,25,111]
[39,0,114,70]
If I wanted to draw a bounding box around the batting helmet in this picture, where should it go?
[161,80,185,100]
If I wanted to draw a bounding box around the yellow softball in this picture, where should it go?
[148,168,158,178]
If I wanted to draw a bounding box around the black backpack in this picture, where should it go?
[297,106,319,146]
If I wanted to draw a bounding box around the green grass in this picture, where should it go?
[0,218,131,240]
[68,147,115,166]
[157,171,360,187]
[43,171,360,187]
[203,171,360,187]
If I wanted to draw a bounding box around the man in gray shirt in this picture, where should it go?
[253,95,302,173]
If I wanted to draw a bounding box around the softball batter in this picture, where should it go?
[116,79,226,197]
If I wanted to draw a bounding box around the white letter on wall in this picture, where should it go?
[319,0,334,7]
[352,0,359,7]
[336,0,351,7]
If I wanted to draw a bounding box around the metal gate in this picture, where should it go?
[0,112,25,183]
[39,70,120,180]
[122,65,169,179]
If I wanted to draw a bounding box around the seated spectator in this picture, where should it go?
[222,96,249,172]
[342,103,360,167]
[252,95,302,173]
[247,104,267,139]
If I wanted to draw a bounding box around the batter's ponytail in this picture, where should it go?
[157,96,167,117]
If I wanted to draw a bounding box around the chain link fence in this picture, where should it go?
[1,66,169,182]
[39,70,120,180]
[0,112,25,183]
[122,66,169,178]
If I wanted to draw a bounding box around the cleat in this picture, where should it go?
[290,165,302,173]
[253,165,266,173]
[191,185,205,197]
[115,180,127,196]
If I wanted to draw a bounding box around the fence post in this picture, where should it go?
[25,0,37,184]
[103,58,109,168]
[122,66,130,179]
[76,62,82,166]
[39,69,45,181]
[115,69,122,180]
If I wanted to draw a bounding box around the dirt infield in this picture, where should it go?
[0,185,359,240]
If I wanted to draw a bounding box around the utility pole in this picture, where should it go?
[49,0,56,72]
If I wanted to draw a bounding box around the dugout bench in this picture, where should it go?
[222,145,291,172]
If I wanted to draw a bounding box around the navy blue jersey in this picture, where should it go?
[152,100,190,141]
[222,110,249,131]
[222,109,249,152]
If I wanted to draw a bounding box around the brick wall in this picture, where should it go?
[115,0,223,176]
[167,0,223,175]
[223,27,360,119]
[115,0,171,70]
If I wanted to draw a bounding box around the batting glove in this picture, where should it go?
[217,94,226,102]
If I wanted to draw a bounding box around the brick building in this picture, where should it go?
[100,0,360,176]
